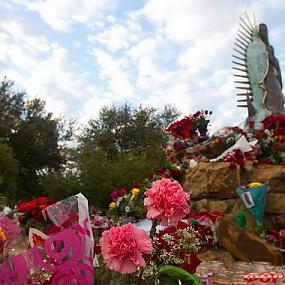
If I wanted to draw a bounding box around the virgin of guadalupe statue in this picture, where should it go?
[233,15,285,128]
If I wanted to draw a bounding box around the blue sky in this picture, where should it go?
[1,0,285,132]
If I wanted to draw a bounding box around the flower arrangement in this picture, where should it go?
[166,110,212,141]
[254,114,285,164]
[96,178,201,285]
[152,222,201,273]
[16,197,55,227]
[106,164,183,223]
[0,194,95,285]
[165,112,285,170]
[106,183,147,223]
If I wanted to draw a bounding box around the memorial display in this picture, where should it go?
[1,13,285,285]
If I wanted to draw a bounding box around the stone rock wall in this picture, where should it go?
[184,162,285,263]
[216,217,284,265]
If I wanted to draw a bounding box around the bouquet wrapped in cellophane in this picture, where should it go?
[0,193,94,285]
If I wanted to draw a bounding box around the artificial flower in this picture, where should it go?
[131,188,140,196]
[248,182,262,188]
[100,223,153,274]
[109,202,116,209]
[131,188,140,200]
[144,178,190,226]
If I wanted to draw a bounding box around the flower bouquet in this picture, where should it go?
[166,110,212,143]
[0,193,95,285]
[96,178,201,285]
[106,164,183,223]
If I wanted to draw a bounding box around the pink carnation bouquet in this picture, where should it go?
[100,223,153,274]
[95,178,201,285]
[144,178,190,226]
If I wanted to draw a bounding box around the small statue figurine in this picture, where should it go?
[233,14,285,128]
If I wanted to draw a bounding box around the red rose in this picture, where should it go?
[17,202,29,212]
[36,197,49,205]
[26,199,38,213]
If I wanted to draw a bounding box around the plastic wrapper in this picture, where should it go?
[0,193,94,285]
[236,182,269,226]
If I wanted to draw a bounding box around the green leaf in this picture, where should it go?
[157,265,200,285]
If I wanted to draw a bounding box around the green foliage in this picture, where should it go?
[0,142,19,203]
[78,104,179,209]
[0,79,72,201]
[77,143,167,209]
[82,104,180,159]
[0,78,180,207]
[0,79,25,140]
[40,172,81,201]
[106,177,153,222]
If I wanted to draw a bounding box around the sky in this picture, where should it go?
[1,0,285,132]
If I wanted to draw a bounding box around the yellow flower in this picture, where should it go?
[0,226,6,241]
[109,202,116,209]
[131,188,140,196]
[131,188,140,200]
[248,182,262,188]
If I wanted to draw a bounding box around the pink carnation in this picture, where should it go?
[144,178,190,226]
[100,223,153,274]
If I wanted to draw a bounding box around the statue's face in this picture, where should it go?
[259,23,268,34]
[258,23,269,44]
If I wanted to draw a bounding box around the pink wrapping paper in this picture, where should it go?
[0,193,95,285]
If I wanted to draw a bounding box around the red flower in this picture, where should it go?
[17,202,29,212]
[118,188,127,196]
[255,129,265,139]
[32,234,45,246]
[36,197,49,205]
[110,191,119,201]
[248,120,255,129]
[181,253,201,273]
[17,215,25,223]
[262,114,285,130]
[94,243,101,255]
[133,181,140,188]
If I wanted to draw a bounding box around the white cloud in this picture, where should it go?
[92,49,135,99]
[24,0,117,31]
[2,0,285,132]
[81,93,116,123]
[0,31,39,71]
[88,20,142,52]
[0,20,50,53]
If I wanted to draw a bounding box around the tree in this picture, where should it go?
[0,79,70,200]
[77,143,168,209]
[0,142,19,203]
[82,104,180,159]
[78,104,180,208]
[0,79,25,141]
